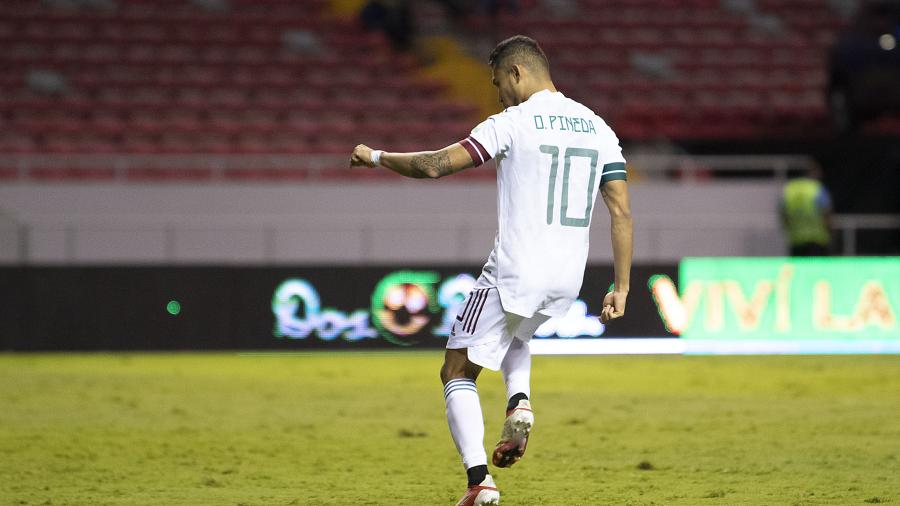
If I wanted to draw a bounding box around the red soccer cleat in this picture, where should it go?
[491,399,533,468]
[455,475,500,506]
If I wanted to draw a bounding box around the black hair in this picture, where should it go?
[487,35,550,75]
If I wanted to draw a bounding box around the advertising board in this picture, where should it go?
[650,258,899,340]
[2,258,897,354]
[0,265,674,351]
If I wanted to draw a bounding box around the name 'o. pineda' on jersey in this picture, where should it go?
[350,34,633,506]
[532,114,598,134]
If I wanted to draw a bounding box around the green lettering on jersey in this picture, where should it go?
[560,148,598,227]
[539,144,560,225]
[539,115,596,135]
[539,145,599,228]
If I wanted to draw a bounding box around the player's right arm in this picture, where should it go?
[350,143,475,179]
[599,179,632,323]
[351,114,505,178]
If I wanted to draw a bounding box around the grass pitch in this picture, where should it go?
[1,352,899,505]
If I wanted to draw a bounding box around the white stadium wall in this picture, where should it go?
[0,181,785,264]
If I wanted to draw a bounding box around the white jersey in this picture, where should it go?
[459,90,626,318]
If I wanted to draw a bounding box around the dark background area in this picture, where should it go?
[0,265,677,351]
[681,136,900,254]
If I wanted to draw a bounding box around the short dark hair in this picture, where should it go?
[488,35,550,75]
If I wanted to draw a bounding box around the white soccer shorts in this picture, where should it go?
[446,287,551,371]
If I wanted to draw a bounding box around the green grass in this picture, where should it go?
[1,352,899,505]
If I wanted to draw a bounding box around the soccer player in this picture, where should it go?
[350,35,632,506]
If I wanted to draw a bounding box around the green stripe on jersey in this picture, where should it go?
[600,162,627,185]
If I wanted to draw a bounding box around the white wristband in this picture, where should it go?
[370,150,383,165]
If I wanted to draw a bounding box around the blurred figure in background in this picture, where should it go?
[828,0,900,132]
[434,0,520,19]
[360,0,414,51]
[780,167,833,256]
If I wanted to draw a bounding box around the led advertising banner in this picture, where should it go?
[272,267,674,347]
[3,260,898,353]
[0,265,675,351]
[650,257,900,341]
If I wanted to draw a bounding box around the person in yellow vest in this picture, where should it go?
[780,167,833,256]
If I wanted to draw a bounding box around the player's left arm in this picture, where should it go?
[816,186,834,233]
[600,179,633,323]
[350,143,475,179]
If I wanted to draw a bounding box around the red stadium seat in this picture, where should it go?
[0,0,859,180]
[29,167,116,181]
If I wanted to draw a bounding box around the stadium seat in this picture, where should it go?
[0,0,864,180]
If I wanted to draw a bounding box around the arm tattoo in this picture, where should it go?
[410,151,452,179]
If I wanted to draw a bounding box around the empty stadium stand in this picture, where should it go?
[487,0,850,141]
[0,0,476,162]
[2,1,897,263]
[0,0,886,184]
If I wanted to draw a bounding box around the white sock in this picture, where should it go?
[501,338,531,402]
[443,378,487,469]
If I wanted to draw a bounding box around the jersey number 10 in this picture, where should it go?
[539,145,598,228]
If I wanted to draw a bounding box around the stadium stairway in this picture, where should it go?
[416,35,499,120]
[478,0,852,141]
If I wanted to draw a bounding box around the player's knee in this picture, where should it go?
[440,361,459,384]
[441,348,482,384]
[440,359,472,384]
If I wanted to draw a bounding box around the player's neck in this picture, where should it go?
[522,81,557,103]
